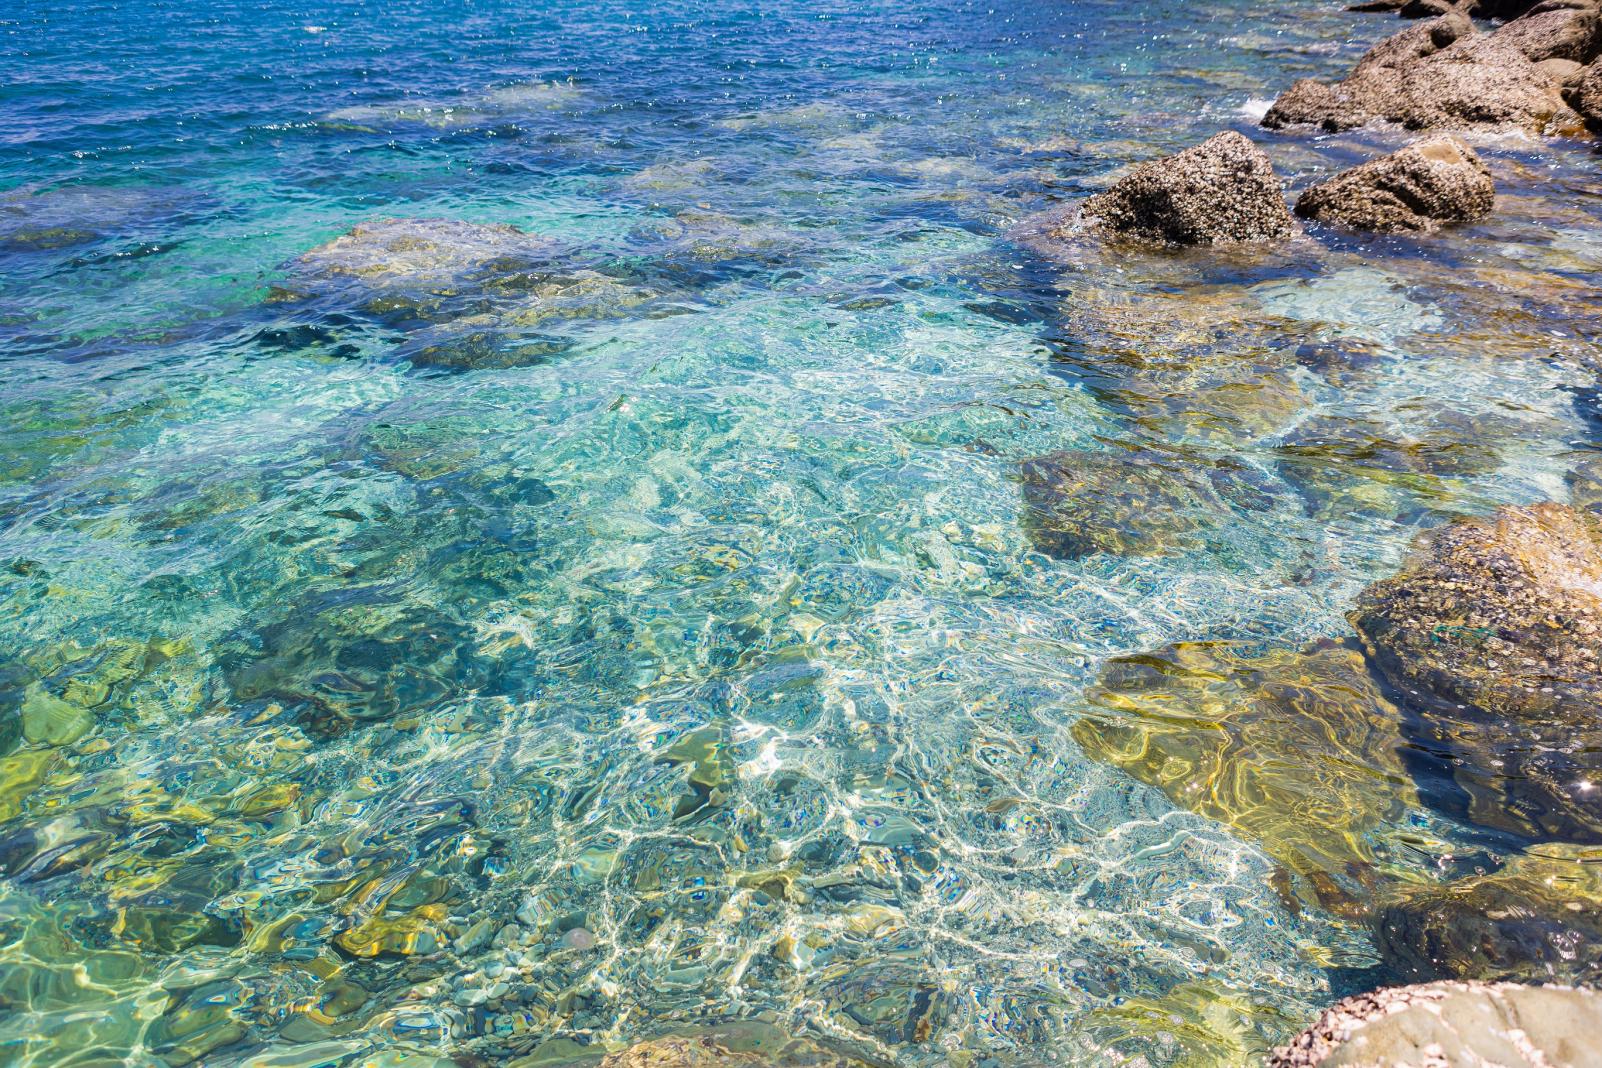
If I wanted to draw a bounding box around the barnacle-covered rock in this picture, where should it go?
[1566,53,1602,128]
[1263,17,1575,134]
[1495,0,1602,64]
[1294,137,1495,233]
[1352,503,1602,842]
[1071,132,1298,246]
[1072,641,1411,887]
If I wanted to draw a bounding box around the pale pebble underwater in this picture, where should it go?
[3,0,1602,1065]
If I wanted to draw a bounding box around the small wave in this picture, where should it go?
[1239,97,1274,121]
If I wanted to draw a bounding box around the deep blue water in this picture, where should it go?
[3,0,1602,1064]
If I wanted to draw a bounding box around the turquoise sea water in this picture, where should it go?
[4,0,1602,1064]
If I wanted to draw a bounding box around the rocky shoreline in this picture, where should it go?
[1020,0,1602,1062]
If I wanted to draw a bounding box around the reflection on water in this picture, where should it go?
[3,0,1602,1063]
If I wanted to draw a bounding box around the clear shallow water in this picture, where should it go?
[3,0,1602,1064]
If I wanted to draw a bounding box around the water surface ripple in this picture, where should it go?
[3,0,1601,1064]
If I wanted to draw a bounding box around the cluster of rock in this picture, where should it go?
[1289,0,1602,133]
[1062,128,1493,249]
[1049,0,1602,248]
[1262,7,1587,134]
[1075,499,1602,1044]
[1035,0,1602,1055]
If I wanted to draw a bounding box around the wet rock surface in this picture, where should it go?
[1352,503,1602,842]
[1262,15,1575,132]
[1294,137,1495,232]
[1071,132,1298,245]
[1270,981,1602,1067]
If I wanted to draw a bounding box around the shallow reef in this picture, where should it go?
[6,0,1602,1063]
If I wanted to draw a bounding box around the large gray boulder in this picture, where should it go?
[1270,982,1602,1067]
[1295,137,1494,232]
[1263,16,1575,133]
[1073,131,1298,245]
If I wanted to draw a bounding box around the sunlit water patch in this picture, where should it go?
[3,0,1602,1064]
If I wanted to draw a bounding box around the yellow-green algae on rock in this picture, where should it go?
[1071,640,1414,899]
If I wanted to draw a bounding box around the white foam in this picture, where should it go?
[1240,97,1274,121]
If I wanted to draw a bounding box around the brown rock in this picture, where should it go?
[1568,56,1602,126]
[1263,18,1574,133]
[1073,131,1298,246]
[1353,10,1476,72]
[1493,0,1602,64]
[1540,55,1587,83]
[1398,0,1464,16]
[1294,137,1495,232]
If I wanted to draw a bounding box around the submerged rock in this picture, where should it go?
[272,217,660,370]
[1352,503,1602,842]
[220,585,491,738]
[0,183,195,253]
[1072,132,1298,246]
[1373,857,1602,983]
[281,217,560,316]
[1294,137,1494,232]
[584,1026,869,1067]
[1072,641,1410,891]
[1019,449,1277,559]
[1270,981,1602,1067]
[1274,411,1504,519]
[1262,15,1574,133]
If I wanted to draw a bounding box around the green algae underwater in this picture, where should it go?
[4,0,1602,1064]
